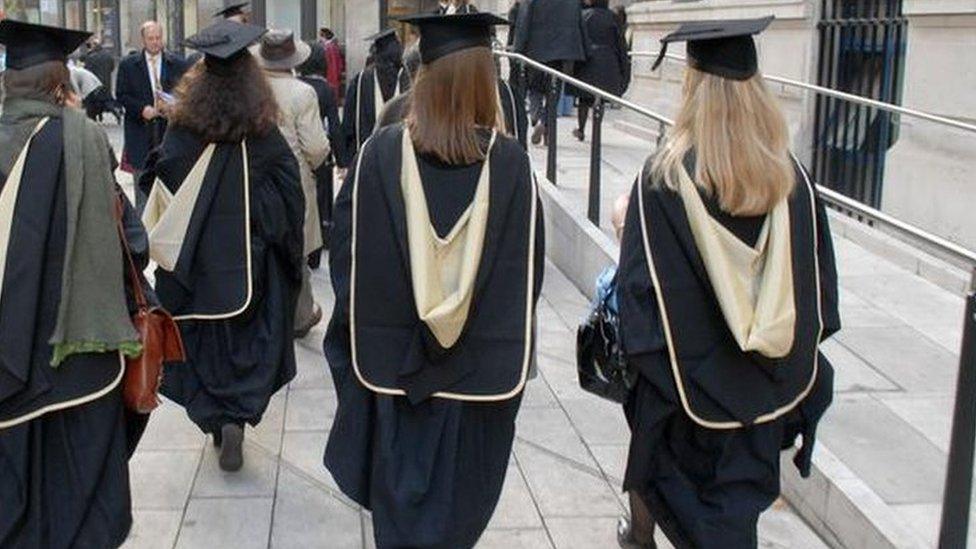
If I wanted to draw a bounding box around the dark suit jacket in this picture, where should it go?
[116,49,187,170]
[513,0,585,64]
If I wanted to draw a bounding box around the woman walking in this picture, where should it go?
[0,20,147,548]
[570,0,630,141]
[324,13,544,548]
[616,17,839,549]
[146,20,306,471]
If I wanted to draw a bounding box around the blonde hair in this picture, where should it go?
[652,67,794,216]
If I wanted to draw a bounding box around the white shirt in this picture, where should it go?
[144,51,161,97]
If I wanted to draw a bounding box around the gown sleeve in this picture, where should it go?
[264,132,307,282]
[815,192,841,340]
[617,179,666,358]
[339,76,360,168]
[323,144,358,372]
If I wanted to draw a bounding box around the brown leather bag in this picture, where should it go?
[116,197,185,414]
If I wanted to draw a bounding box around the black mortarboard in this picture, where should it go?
[397,12,508,64]
[184,20,265,63]
[652,16,773,80]
[214,2,249,19]
[0,19,91,70]
[365,28,399,46]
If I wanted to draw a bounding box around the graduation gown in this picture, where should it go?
[0,116,139,549]
[339,65,400,167]
[324,124,544,548]
[617,155,840,549]
[151,125,305,434]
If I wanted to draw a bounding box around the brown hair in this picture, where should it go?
[169,53,278,142]
[406,47,503,165]
[2,61,72,104]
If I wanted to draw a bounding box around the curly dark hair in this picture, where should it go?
[169,52,278,142]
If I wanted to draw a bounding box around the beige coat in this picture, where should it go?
[266,70,330,255]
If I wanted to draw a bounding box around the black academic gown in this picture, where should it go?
[324,125,545,548]
[617,156,840,549]
[339,65,399,167]
[0,114,146,549]
[153,125,305,435]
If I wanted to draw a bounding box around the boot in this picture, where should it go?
[531,122,545,145]
[617,516,657,549]
[218,423,244,472]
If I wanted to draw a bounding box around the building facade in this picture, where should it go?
[625,0,976,250]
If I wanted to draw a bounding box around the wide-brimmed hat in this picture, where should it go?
[250,29,310,70]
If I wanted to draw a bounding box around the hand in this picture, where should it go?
[141,106,158,121]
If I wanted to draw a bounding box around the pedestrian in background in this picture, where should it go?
[570,0,631,141]
[82,36,115,93]
[512,0,585,145]
[252,29,330,338]
[615,18,839,548]
[325,13,544,548]
[340,28,403,167]
[319,27,345,98]
[0,20,149,548]
[297,40,343,263]
[148,21,305,472]
[116,20,188,209]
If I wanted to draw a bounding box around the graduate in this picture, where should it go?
[0,20,149,548]
[377,15,528,149]
[339,28,404,166]
[143,20,306,472]
[324,12,545,548]
[615,17,840,549]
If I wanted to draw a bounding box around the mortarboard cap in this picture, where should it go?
[0,19,91,70]
[396,12,508,64]
[652,16,773,81]
[184,20,265,66]
[214,2,250,19]
[365,28,398,46]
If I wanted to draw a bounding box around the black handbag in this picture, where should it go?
[576,275,636,404]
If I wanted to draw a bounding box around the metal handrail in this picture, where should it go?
[630,51,976,135]
[496,49,976,267]
[496,51,673,126]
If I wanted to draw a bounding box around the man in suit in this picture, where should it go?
[116,20,187,208]
[513,0,585,144]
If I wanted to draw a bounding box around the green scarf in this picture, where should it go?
[1,98,141,365]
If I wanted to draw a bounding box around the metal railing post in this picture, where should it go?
[939,268,976,549]
[546,73,559,185]
[587,98,604,225]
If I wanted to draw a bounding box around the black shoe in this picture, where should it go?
[531,122,545,145]
[218,423,244,472]
[617,517,656,549]
[294,305,323,339]
[573,128,585,142]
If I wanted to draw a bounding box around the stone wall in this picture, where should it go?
[624,0,976,250]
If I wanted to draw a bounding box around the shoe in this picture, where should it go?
[573,128,585,142]
[617,516,656,549]
[218,423,244,472]
[531,122,545,145]
[294,305,323,339]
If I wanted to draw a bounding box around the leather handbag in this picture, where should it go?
[576,274,636,404]
[115,196,185,414]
